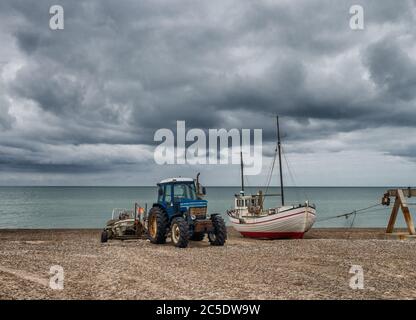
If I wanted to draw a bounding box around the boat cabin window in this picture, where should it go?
[236,197,262,208]
[236,199,246,208]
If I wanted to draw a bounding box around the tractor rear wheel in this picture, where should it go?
[171,217,189,248]
[190,232,205,241]
[208,215,227,246]
[147,207,168,244]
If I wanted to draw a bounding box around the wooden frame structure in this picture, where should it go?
[382,188,416,238]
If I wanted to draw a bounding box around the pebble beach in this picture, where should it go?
[0,228,415,300]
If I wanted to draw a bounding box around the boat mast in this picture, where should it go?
[276,116,285,206]
[240,151,245,194]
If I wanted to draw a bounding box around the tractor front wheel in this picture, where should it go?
[208,215,227,246]
[171,217,189,248]
[147,207,168,244]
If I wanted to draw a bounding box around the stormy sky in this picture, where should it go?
[0,0,416,186]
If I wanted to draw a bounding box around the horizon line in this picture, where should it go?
[0,185,411,188]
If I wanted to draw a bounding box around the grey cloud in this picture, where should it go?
[0,0,416,182]
[14,30,43,54]
[363,39,416,101]
[12,64,85,115]
[393,146,416,161]
[0,97,14,130]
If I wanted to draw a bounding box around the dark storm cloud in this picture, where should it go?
[364,39,416,101]
[13,63,85,114]
[0,0,416,178]
[15,30,43,54]
[393,146,416,161]
[0,161,104,173]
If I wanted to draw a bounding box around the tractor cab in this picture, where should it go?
[156,177,208,220]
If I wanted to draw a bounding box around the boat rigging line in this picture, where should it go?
[263,143,278,198]
[276,116,285,206]
[262,116,284,202]
[281,145,309,202]
[317,203,385,224]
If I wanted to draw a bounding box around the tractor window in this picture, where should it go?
[174,183,196,200]
[157,186,163,203]
[164,184,172,204]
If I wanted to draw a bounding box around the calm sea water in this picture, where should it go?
[0,187,410,229]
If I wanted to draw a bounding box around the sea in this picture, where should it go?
[0,186,411,229]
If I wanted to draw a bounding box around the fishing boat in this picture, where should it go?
[227,116,316,239]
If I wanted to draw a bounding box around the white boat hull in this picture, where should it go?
[228,205,316,239]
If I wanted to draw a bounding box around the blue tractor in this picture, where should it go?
[146,174,227,248]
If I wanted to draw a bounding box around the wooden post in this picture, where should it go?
[397,189,416,235]
[386,196,400,234]
[385,188,416,236]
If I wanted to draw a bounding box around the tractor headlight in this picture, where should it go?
[190,214,196,220]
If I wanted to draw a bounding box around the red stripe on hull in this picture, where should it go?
[228,210,315,225]
[240,231,304,239]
